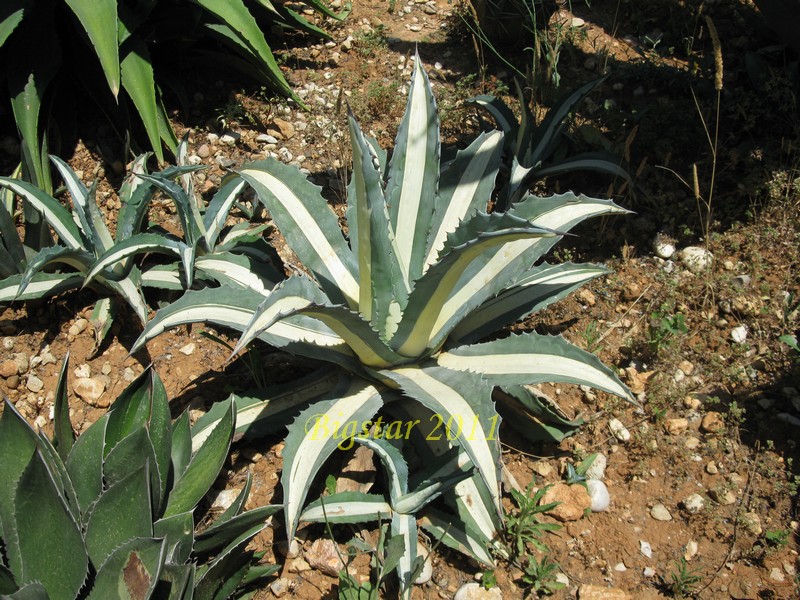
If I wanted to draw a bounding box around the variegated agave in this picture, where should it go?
[133,54,634,595]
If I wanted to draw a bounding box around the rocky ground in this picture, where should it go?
[1,1,799,598]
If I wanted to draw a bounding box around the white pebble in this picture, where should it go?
[609,418,631,442]
[586,479,610,512]
[730,325,748,343]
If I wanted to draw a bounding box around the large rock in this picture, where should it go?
[73,377,107,407]
[540,483,591,522]
[578,584,632,599]
[305,538,344,577]
[453,582,503,600]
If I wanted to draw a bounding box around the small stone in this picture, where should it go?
[414,542,432,584]
[577,585,632,599]
[682,493,705,514]
[664,418,689,435]
[2,337,14,350]
[68,318,89,336]
[710,488,737,505]
[39,348,56,366]
[578,288,596,306]
[123,367,136,382]
[728,577,757,599]
[287,557,311,572]
[74,363,91,378]
[0,359,18,378]
[540,483,591,522]
[6,374,20,389]
[179,343,196,356]
[26,374,43,393]
[13,353,29,374]
[34,415,47,430]
[740,511,762,536]
[650,503,672,521]
[73,377,107,407]
[678,360,695,375]
[584,453,607,480]
[679,246,713,273]
[586,479,610,512]
[532,461,555,478]
[269,577,291,597]
[305,538,344,577]
[730,325,748,343]
[684,395,702,410]
[101,362,112,376]
[197,144,211,158]
[614,562,627,572]
[257,133,279,144]
[270,118,295,140]
[684,436,701,450]
[453,582,503,600]
[622,282,641,301]
[684,540,698,561]
[769,567,785,583]
[220,133,238,146]
[643,567,656,577]
[211,488,241,511]
[640,540,652,558]
[608,418,631,442]
[701,411,725,433]
[706,461,719,474]
[571,17,585,27]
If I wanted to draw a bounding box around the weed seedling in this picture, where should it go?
[521,553,566,597]
[667,556,703,598]
[505,483,562,559]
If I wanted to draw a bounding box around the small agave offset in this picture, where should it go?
[135,53,635,595]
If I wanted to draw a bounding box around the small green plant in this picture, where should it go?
[666,556,703,598]
[521,553,566,597]
[580,321,605,354]
[764,528,791,548]
[0,354,279,599]
[648,307,689,353]
[336,526,408,600]
[505,483,561,559]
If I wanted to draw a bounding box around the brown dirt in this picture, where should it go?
[2,1,799,599]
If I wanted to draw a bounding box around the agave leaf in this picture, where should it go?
[439,332,634,401]
[239,159,359,307]
[193,0,299,101]
[385,52,440,285]
[203,177,247,248]
[102,426,160,511]
[390,512,417,597]
[65,414,109,517]
[494,385,583,442]
[300,492,393,523]
[282,378,384,541]
[193,524,264,599]
[533,152,630,182]
[347,111,406,329]
[153,511,195,564]
[195,252,278,295]
[83,232,192,287]
[0,3,24,48]
[84,464,153,566]
[16,246,93,298]
[0,272,83,302]
[163,398,234,518]
[352,436,409,504]
[98,269,149,325]
[0,401,38,575]
[449,262,610,345]
[117,154,156,242]
[216,472,253,524]
[64,0,119,97]
[394,462,473,515]
[391,215,557,357]
[87,297,115,357]
[171,411,192,481]
[424,130,504,269]
[121,37,165,164]
[86,537,167,600]
[379,365,502,518]
[0,189,26,274]
[13,449,88,600]
[0,178,84,249]
[135,172,205,249]
[194,504,281,555]
[52,353,74,461]
[419,508,493,566]
[141,263,183,290]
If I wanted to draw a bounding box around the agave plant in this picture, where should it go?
[467,75,629,209]
[131,54,634,592]
[0,0,347,191]
[0,354,279,599]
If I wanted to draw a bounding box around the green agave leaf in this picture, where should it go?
[391,215,557,357]
[384,52,440,285]
[393,461,473,515]
[102,427,160,518]
[88,297,115,358]
[194,504,281,555]
[439,332,634,401]
[419,507,494,566]
[449,262,610,345]
[193,524,264,600]
[84,464,153,567]
[352,436,409,504]
[159,563,195,600]
[64,0,119,97]
[1,582,50,600]
[83,232,192,288]
[493,385,583,442]
[347,111,406,330]
[32,430,81,525]
[0,186,26,274]
[13,449,88,600]
[239,159,359,307]
[49,353,72,462]
[390,511,417,597]
[424,130,504,270]
[215,472,253,524]
[203,177,247,248]
[163,398,234,518]
[50,156,115,255]
[141,263,183,290]
[379,365,502,518]
[0,400,38,577]
[117,154,156,242]
[0,272,83,302]
[98,269,149,325]
[0,178,84,249]
[299,491,393,524]
[171,411,192,481]
[467,94,520,157]
[121,37,165,164]
[0,3,25,48]
[533,153,630,182]
[135,173,204,249]
[195,252,278,295]
[153,511,194,565]
[282,377,384,541]
[193,0,298,102]
[86,537,167,600]
[17,246,93,298]
[192,367,341,447]
[66,414,109,517]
